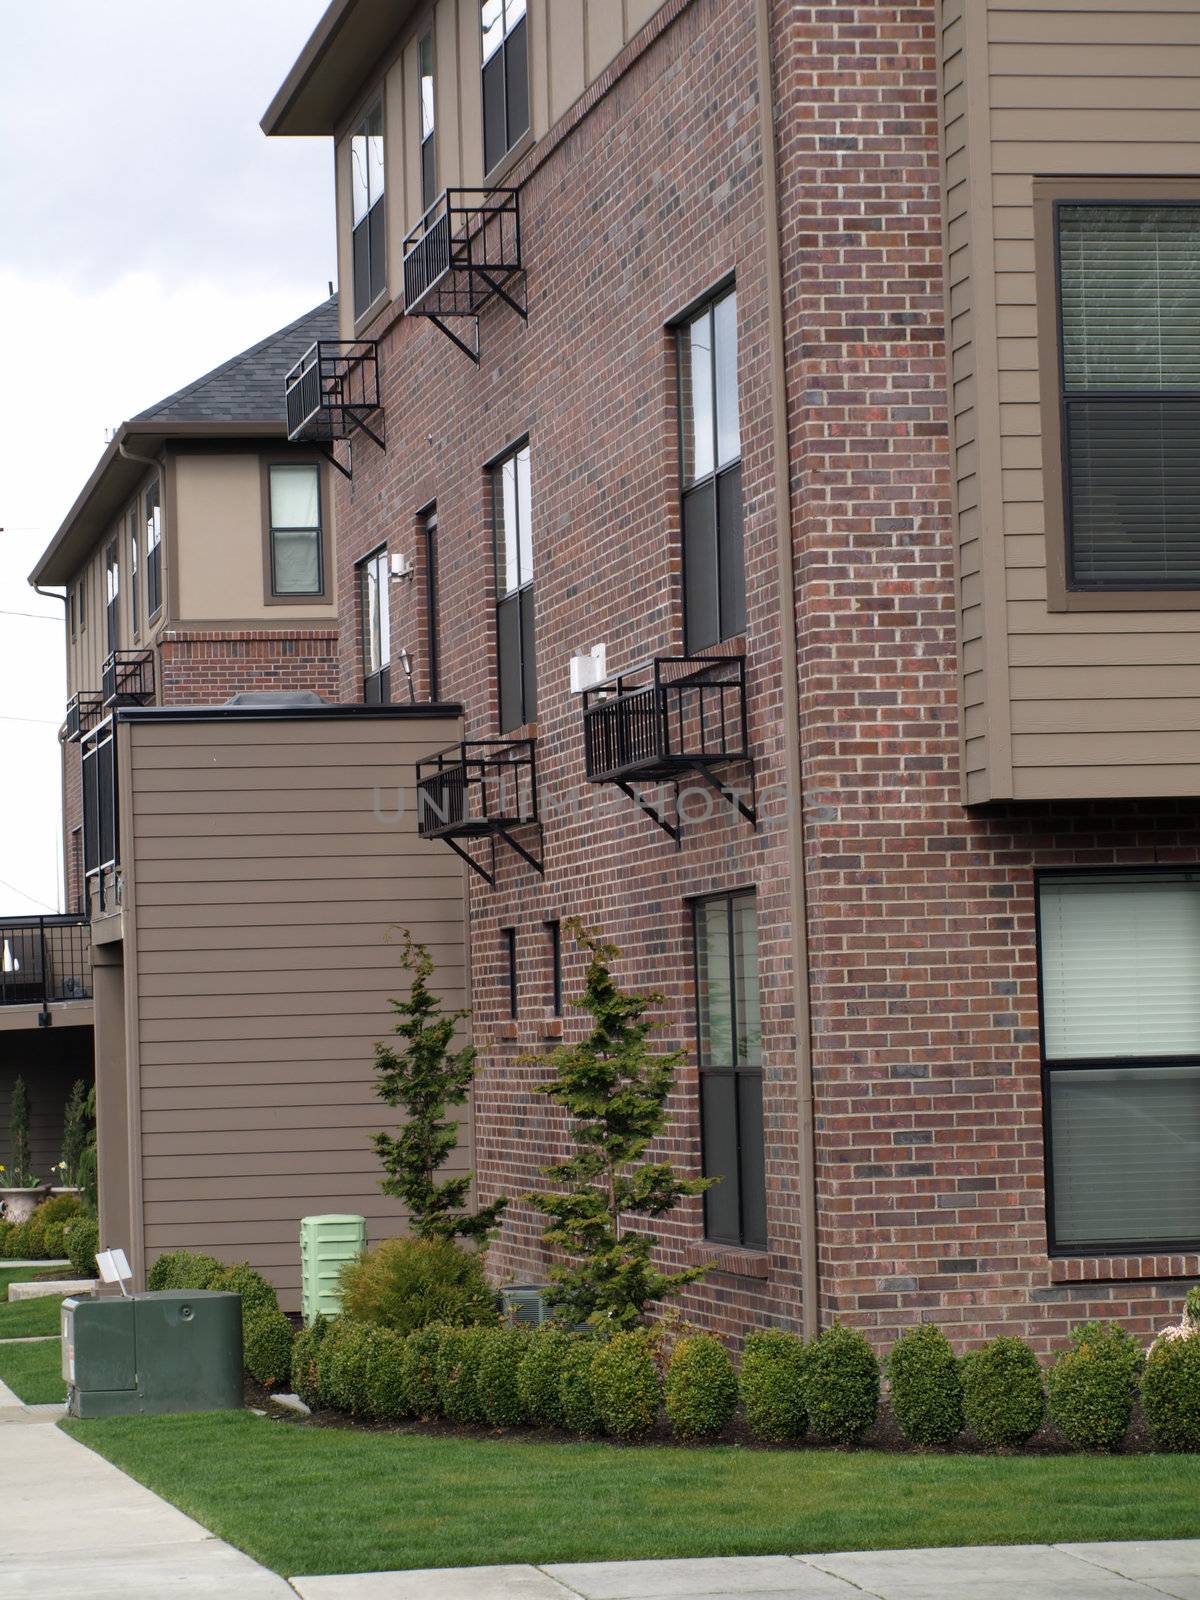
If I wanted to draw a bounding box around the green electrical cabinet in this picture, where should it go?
[300,1213,366,1325]
[62,1291,243,1419]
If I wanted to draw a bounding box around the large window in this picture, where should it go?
[128,505,140,637]
[694,890,766,1250]
[419,33,437,213]
[481,0,528,176]
[421,504,440,701]
[145,480,162,619]
[1039,872,1200,1253]
[1051,197,1200,591]
[268,464,323,597]
[361,546,391,704]
[678,286,744,652]
[492,441,535,732]
[104,539,119,653]
[351,99,386,319]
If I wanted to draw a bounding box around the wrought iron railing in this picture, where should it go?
[402,189,525,362]
[284,340,381,447]
[81,719,119,914]
[101,649,154,707]
[416,739,537,838]
[0,915,92,1007]
[65,691,104,743]
[582,656,749,783]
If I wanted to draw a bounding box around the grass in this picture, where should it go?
[0,1263,79,1339]
[63,1411,1200,1577]
[0,1337,65,1404]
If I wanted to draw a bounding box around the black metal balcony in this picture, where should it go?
[582,655,756,843]
[415,739,542,885]
[65,691,104,743]
[284,340,383,471]
[0,915,92,1010]
[101,649,154,707]
[402,189,525,364]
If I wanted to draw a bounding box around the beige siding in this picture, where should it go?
[122,711,467,1309]
[941,2,1200,802]
[66,469,159,699]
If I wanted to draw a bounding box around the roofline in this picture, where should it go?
[261,0,358,136]
[115,702,464,724]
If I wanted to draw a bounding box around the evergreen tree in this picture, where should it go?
[9,1076,32,1187]
[60,1079,91,1187]
[372,932,506,1245]
[526,921,712,1328]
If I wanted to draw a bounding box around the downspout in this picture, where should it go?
[753,0,819,1338]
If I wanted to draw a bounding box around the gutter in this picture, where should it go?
[753,0,820,1338]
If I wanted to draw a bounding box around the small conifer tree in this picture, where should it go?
[60,1079,91,1188]
[526,922,712,1328]
[9,1076,33,1187]
[372,932,506,1245]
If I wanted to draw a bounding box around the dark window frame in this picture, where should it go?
[128,503,140,639]
[266,460,326,600]
[490,438,535,733]
[546,918,562,1016]
[418,31,437,213]
[503,926,518,1018]
[104,538,120,654]
[420,503,440,702]
[145,478,163,621]
[360,544,391,704]
[481,0,529,177]
[350,96,387,321]
[77,578,86,633]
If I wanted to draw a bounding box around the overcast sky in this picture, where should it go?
[0,0,332,915]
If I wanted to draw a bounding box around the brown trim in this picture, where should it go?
[259,455,334,606]
[1035,176,1200,614]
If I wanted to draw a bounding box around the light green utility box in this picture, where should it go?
[301,1214,366,1325]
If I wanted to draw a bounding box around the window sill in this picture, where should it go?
[1049,1253,1200,1284]
[1048,588,1200,614]
[685,1241,769,1280]
[353,290,391,339]
[495,1020,519,1041]
[483,128,536,192]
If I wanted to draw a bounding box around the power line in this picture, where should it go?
[0,874,58,914]
[0,609,61,623]
[0,713,62,727]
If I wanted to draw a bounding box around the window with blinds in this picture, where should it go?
[1038,873,1200,1252]
[1058,204,1200,589]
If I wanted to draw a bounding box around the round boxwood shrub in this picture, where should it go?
[740,1329,809,1443]
[211,1263,278,1322]
[318,1318,376,1414]
[64,1215,99,1280]
[339,1237,498,1336]
[664,1334,738,1442]
[477,1325,530,1428]
[517,1324,573,1429]
[1047,1322,1142,1452]
[590,1332,661,1442]
[435,1325,491,1425]
[291,1318,330,1408]
[804,1323,879,1445]
[886,1325,964,1447]
[961,1336,1045,1449]
[363,1326,411,1423]
[147,1250,223,1291]
[1141,1333,1200,1452]
[245,1307,295,1389]
[404,1324,448,1419]
[560,1337,602,1435]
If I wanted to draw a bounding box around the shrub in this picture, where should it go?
[40,1221,69,1258]
[339,1237,498,1336]
[1142,1332,1200,1452]
[60,1079,91,1188]
[436,1325,491,1425]
[477,1325,530,1427]
[364,1327,411,1423]
[1047,1322,1142,1453]
[35,1192,85,1228]
[664,1334,738,1442]
[961,1336,1045,1449]
[245,1308,295,1389]
[291,1319,329,1408]
[405,1324,447,1420]
[559,1337,602,1435]
[319,1319,376,1415]
[804,1323,879,1446]
[63,1215,99,1279]
[740,1329,809,1443]
[211,1262,278,1323]
[147,1250,223,1291]
[590,1332,660,1442]
[887,1325,964,1447]
[517,1325,574,1429]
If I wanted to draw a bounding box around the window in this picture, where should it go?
[503,927,518,1018]
[68,589,76,640]
[678,285,743,651]
[419,33,437,213]
[421,505,440,701]
[481,0,528,175]
[128,506,140,637]
[546,918,562,1016]
[77,578,86,633]
[492,441,535,731]
[360,547,391,704]
[104,540,119,653]
[268,464,323,597]
[350,98,386,318]
[1038,872,1200,1253]
[693,890,766,1249]
[145,480,162,619]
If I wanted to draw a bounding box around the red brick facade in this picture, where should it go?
[326,0,1197,1353]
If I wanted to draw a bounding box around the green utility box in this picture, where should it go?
[300,1213,366,1325]
[62,1291,243,1419]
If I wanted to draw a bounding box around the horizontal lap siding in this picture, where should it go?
[126,715,465,1309]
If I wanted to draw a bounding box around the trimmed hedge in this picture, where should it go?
[436,1325,492,1425]
[477,1325,530,1427]
[211,1263,278,1321]
[291,1318,328,1409]
[64,1215,100,1279]
[339,1237,499,1336]
[147,1250,224,1291]
[405,1324,447,1419]
[517,1324,573,1429]
[804,1323,879,1445]
[590,1332,660,1442]
[245,1308,295,1389]
[1047,1322,1142,1452]
[664,1334,738,1442]
[961,1336,1045,1449]
[319,1319,376,1415]
[1141,1333,1200,1453]
[740,1330,809,1444]
[364,1327,411,1422]
[887,1325,964,1447]
[559,1336,602,1436]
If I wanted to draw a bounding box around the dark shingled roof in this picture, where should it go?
[132,296,339,425]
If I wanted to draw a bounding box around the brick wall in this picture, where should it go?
[157,630,339,704]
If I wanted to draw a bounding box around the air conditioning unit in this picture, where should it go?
[569,644,607,694]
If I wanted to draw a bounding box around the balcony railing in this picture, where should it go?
[101,649,154,707]
[65,691,104,743]
[0,915,92,1009]
[81,719,119,914]
[582,655,756,842]
[284,340,383,466]
[402,189,525,364]
[415,738,542,884]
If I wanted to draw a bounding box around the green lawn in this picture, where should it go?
[63,1411,1200,1577]
[0,1264,80,1339]
[0,1337,65,1404]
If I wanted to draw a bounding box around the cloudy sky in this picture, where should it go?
[0,0,332,915]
